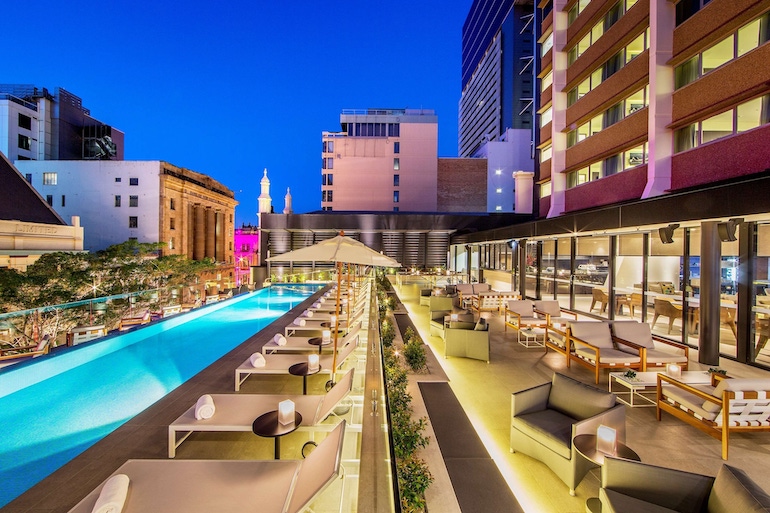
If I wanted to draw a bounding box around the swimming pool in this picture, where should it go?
[0,284,321,508]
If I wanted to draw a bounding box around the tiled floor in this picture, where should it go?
[392,281,770,513]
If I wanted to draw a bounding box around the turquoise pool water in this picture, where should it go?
[0,284,321,508]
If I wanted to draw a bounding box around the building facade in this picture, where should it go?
[0,152,84,271]
[321,109,439,212]
[458,1,537,212]
[234,224,260,286]
[448,0,770,372]
[0,85,124,163]
[15,161,237,270]
[459,0,536,159]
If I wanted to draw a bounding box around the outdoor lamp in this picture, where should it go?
[322,330,331,343]
[330,315,337,326]
[278,400,295,426]
[666,363,682,379]
[308,354,320,371]
[596,425,617,455]
[450,313,458,322]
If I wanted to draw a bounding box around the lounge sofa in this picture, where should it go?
[444,319,489,362]
[430,311,474,339]
[586,456,770,513]
[510,373,625,495]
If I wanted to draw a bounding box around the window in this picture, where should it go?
[676,13,770,89]
[540,181,552,197]
[170,198,176,210]
[25,173,32,184]
[322,157,333,169]
[327,174,333,185]
[496,187,502,193]
[393,158,400,170]
[129,177,139,186]
[540,71,553,92]
[495,205,503,211]
[394,174,400,186]
[540,145,552,162]
[322,140,334,153]
[61,195,66,207]
[322,190,327,202]
[169,237,175,250]
[540,106,552,127]
[541,32,553,56]
[43,172,57,185]
[393,207,399,212]
[387,123,400,137]
[115,177,121,182]
[393,191,400,203]
[567,143,649,187]
[115,195,121,207]
[322,174,327,185]
[170,218,175,230]
[129,195,139,207]
[18,134,31,150]
[129,216,138,228]
[18,113,32,130]
[129,237,137,242]
[46,195,53,205]
[393,141,400,154]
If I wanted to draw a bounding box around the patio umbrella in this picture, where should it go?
[267,233,400,382]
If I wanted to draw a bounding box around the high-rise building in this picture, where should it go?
[459,0,536,158]
[537,0,770,218]
[458,1,537,213]
[321,109,439,212]
[15,161,238,273]
[0,85,124,162]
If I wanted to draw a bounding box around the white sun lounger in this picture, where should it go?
[235,337,359,391]
[68,421,346,513]
[263,323,362,355]
[169,369,354,457]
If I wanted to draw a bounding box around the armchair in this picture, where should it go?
[444,320,489,362]
[534,300,577,328]
[588,456,770,513]
[568,322,642,384]
[510,373,625,495]
[472,292,501,314]
[504,300,544,333]
[657,374,770,460]
[611,321,688,371]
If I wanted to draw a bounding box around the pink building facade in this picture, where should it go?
[234,224,259,286]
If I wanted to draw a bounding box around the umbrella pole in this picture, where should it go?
[329,260,342,389]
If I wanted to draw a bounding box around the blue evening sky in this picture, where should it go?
[9,0,471,225]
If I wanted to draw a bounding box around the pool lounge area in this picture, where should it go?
[5,276,770,513]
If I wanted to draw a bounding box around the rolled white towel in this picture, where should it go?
[91,473,129,513]
[293,318,306,326]
[195,394,216,420]
[275,334,287,346]
[304,309,314,318]
[250,352,266,367]
[313,302,321,308]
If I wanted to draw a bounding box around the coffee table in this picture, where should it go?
[609,370,711,407]
[252,410,302,459]
[518,327,546,347]
[573,433,640,466]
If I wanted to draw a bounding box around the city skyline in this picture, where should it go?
[8,0,471,224]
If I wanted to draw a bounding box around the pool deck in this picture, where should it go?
[6,281,770,513]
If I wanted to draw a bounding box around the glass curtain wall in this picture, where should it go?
[540,240,556,298]
[574,236,610,317]
[525,241,539,297]
[754,223,770,365]
[614,233,645,321]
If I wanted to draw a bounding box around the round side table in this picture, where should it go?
[289,362,321,395]
[252,410,302,459]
